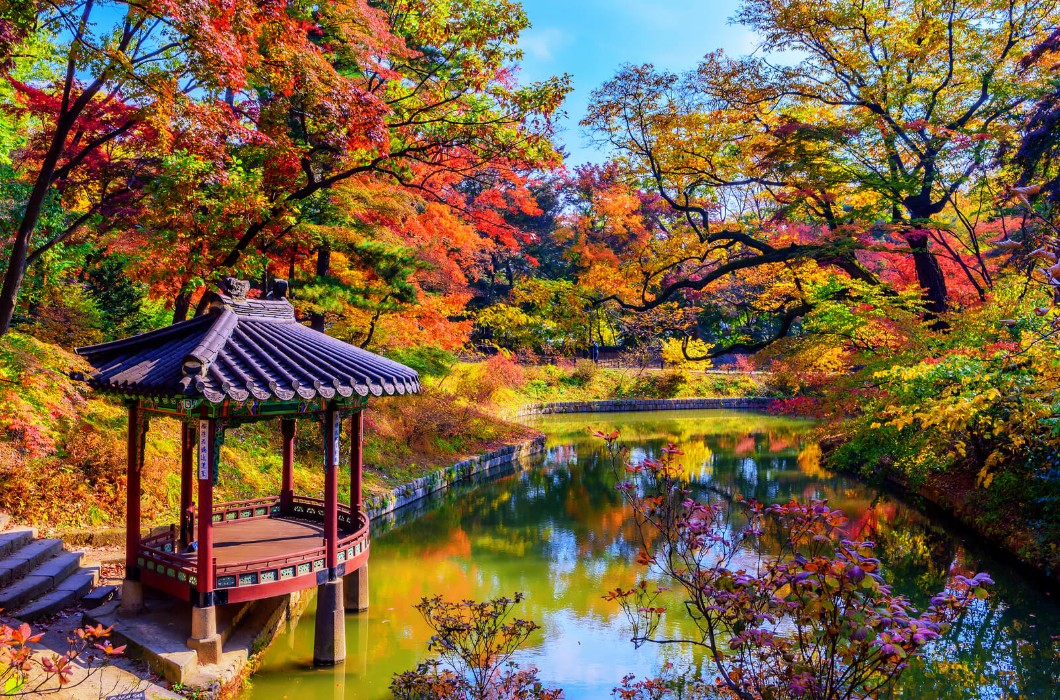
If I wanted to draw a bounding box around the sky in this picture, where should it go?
[516,0,758,167]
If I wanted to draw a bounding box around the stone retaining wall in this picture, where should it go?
[512,397,776,419]
[364,436,547,522]
[363,398,774,519]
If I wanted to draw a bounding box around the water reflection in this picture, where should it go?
[243,410,1060,700]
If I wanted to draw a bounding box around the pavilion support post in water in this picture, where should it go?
[179,421,194,545]
[344,410,368,613]
[280,418,295,512]
[120,402,146,614]
[188,417,222,664]
[314,405,346,666]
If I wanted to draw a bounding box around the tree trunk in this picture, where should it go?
[0,128,75,335]
[899,197,949,319]
[906,232,949,316]
[310,245,331,332]
[173,291,193,324]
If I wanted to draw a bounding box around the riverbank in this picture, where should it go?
[509,397,775,419]
[881,461,1060,587]
[898,470,1060,588]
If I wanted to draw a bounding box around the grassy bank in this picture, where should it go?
[452,357,771,413]
[0,333,536,532]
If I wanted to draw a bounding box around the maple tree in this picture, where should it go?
[157,0,570,327]
[0,0,569,339]
[0,0,355,334]
[577,0,1058,357]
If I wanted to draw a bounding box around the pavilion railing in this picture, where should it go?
[289,495,360,534]
[141,502,370,593]
[137,525,200,588]
[211,509,369,591]
[185,496,283,539]
[183,495,361,540]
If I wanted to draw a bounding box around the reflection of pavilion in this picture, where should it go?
[74,278,419,667]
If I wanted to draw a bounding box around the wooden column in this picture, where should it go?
[196,418,216,601]
[121,401,147,614]
[349,411,363,515]
[323,406,339,575]
[125,403,143,574]
[344,409,368,613]
[280,418,296,512]
[315,405,346,665]
[179,422,194,544]
[189,416,222,663]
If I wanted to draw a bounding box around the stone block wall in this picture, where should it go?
[511,397,776,419]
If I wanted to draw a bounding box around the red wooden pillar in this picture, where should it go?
[323,406,339,576]
[196,418,216,601]
[179,422,194,544]
[189,416,222,663]
[121,401,147,613]
[125,402,144,574]
[349,411,364,515]
[280,418,295,512]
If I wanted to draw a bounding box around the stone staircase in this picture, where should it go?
[0,524,116,621]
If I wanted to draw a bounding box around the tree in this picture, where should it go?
[0,0,369,334]
[580,0,1058,354]
[199,0,571,310]
[1,0,570,333]
[596,432,992,700]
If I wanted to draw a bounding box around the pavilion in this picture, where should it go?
[74,278,420,666]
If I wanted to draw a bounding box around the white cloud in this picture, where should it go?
[519,26,571,63]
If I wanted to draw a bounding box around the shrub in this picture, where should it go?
[569,359,598,385]
[0,620,124,695]
[596,432,992,700]
[651,369,685,398]
[391,593,561,700]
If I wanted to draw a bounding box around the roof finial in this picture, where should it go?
[222,277,251,301]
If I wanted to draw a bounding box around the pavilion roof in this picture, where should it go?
[75,285,420,404]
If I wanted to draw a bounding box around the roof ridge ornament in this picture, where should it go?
[222,277,252,301]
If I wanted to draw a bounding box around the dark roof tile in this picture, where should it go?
[76,290,421,403]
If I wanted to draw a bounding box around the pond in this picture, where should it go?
[242,409,1060,699]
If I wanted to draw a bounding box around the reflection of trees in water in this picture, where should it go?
[377,413,1060,696]
[887,594,1060,699]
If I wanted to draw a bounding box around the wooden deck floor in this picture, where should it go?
[207,517,325,567]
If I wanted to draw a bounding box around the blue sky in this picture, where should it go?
[516,0,758,166]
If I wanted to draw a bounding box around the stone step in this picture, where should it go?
[33,551,84,581]
[0,538,64,587]
[0,550,81,610]
[0,528,34,559]
[14,567,99,621]
[81,584,117,609]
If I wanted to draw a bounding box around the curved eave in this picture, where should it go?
[82,375,421,405]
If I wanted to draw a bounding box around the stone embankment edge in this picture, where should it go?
[363,436,547,521]
[509,397,776,419]
[361,398,777,521]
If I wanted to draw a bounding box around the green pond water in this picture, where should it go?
[242,409,1060,699]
